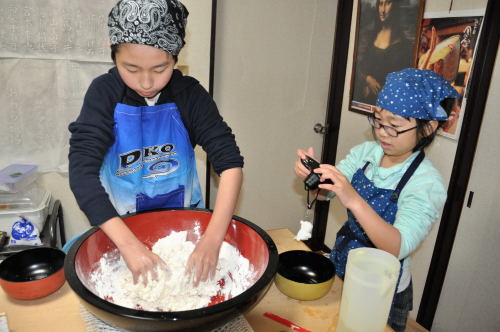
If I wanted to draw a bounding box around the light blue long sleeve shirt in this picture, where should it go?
[330,141,447,262]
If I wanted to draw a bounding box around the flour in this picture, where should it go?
[89,231,257,311]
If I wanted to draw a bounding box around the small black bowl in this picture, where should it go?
[0,247,66,300]
[275,250,335,300]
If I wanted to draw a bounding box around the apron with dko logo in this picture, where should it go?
[99,102,203,216]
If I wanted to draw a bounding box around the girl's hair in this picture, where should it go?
[110,44,178,64]
[370,98,456,151]
[412,98,455,151]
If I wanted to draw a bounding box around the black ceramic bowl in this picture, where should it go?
[64,208,278,332]
[275,250,335,301]
[0,247,66,300]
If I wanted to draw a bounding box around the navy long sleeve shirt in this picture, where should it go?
[69,68,243,226]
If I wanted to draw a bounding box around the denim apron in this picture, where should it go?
[99,102,203,216]
[329,151,424,281]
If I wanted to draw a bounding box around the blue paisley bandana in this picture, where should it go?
[108,0,188,55]
[376,68,459,121]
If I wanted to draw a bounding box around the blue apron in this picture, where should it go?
[329,151,425,280]
[99,102,203,215]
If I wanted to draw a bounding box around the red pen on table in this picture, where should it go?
[263,312,312,332]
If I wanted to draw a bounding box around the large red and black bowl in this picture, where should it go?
[64,208,278,332]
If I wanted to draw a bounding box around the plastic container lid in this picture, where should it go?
[0,164,38,193]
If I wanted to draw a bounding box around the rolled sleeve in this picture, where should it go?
[394,169,447,259]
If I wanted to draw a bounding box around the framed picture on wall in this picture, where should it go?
[416,12,484,140]
[349,0,425,115]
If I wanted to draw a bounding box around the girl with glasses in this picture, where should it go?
[294,68,458,332]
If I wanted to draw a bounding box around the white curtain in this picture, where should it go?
[0,0,117,172]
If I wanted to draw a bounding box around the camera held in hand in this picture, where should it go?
[301,156,333,191]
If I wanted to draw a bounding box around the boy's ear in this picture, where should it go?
[424,120,439,137]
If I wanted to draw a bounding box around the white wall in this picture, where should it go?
[212,0,336,231]
[325,0,490,321]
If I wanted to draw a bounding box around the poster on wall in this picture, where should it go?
[417,11,483,139]
[349,0,425,114]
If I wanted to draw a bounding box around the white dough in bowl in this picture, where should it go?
[90,231,257,311]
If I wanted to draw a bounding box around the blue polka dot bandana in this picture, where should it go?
[376,68,459,121]
[108,0,188,56]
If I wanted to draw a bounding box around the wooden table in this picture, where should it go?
[246,228,344,332]
[246,228,396,332]
[0,228,399,332]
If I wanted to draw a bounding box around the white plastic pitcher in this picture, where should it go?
[336,247,400,332]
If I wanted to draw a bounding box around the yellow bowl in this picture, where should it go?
[275,250,335,301]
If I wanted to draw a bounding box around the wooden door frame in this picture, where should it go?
[305,0,354,253]
[205,0,218,207]
[417,0,500,328]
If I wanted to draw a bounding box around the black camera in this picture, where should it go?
[301,156,333,190]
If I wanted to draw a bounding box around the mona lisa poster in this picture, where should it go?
[350,0,425,114]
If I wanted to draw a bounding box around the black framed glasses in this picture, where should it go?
[368,116,417,137]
